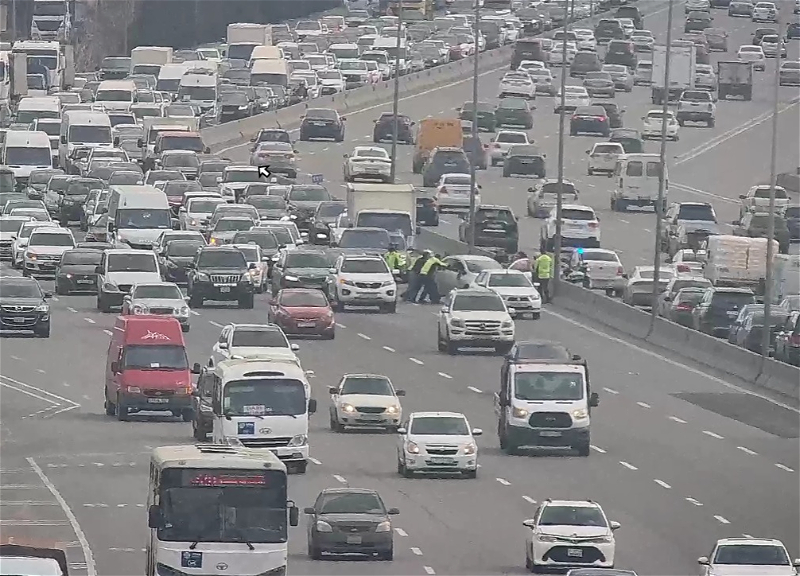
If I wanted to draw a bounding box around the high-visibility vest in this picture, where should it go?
[536,254,553,279]
[420,256,445,275]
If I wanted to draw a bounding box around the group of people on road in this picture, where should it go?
[511,251,553,304]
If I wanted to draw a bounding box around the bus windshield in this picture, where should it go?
[222,379,306,417]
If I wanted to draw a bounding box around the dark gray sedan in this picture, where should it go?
[306,488,398,560]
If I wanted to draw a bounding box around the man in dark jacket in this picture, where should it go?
[404,249,429,302]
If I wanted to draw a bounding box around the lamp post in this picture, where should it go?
[389,1,403,183]
[552,0,574,295]
[649,0,675,327]
[466,0,481,253]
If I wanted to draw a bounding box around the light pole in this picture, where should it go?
[389,2,403,183]
[552,0,574,295]
[649,0,675,326]
[467,0,481,253]
[760,5,783,358]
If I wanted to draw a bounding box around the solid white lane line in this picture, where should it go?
[703,430,724,439]
[411,547,423,555]
[669,416,687,424]
[496,478,511,486]
[522,495,537,504]
[308,457,322,465]
[409,357,424,365]
[438,372,453,379]
[357,333,371,340]
[714,515,730,524]
[27,458,97,576]
[619,461,638,471]
[383,345,396,352]
[685,497,703,506]
[83,318,95,324]
[603,387,619,394]
[636,401,651,409]
[394,528,408,537]
[424,567,436,575]
[190,310,200,316]
[208,321,223,328]
[467,386,482,393]
[590,445,606,454]
[737,446,757,456]
[654,479,672,489]
[775,463,795,472]
[332,474,347,484]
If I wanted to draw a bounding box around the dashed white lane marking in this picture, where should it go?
[775,463,795,472]
[10,355,20,360]
[190,310,200,316]
[702,430,724,439]
[438,372,453,379]
[619,461,638,471]
[737,446,757,456]
[411,547,423,556]
[394,527,408,537]
[742,533,754,538]
[383,345,396,352]
[208,320,223,328]
[67,307,77,313]
[332,474,347,484]
[669,416,687,424]
[83,318,95,324]
[357,332,371,340]
[603,387,619,394]
[654,479,672,489]
[36,369,45,374]
[522,495,537,504]
[619,218,630,224]
[467,386,482,393]
[496,477,511,486]
[102,329,112,336]
[714,515,731,524]
[636,401,651,409]
[424,567,436,575]
[409,357,424,365]
[308,457,322,465]
[336,322,346,329]
[590,445,606,454]
[685,497,703,506]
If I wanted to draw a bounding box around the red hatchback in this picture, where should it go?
[269,288,335,339]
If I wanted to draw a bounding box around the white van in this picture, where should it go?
[32,117,61,165]
[15,95,60,124]
[248,45,283,68]
[611,153,668,212]
[156,63,190,94]
[58,110,112,170]
[105,184,174,248]
[2,130,54,181]
[94,80,136,112]
[176,73,217,112]
[250,59,289,86]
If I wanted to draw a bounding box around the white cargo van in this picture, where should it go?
[130,46,173,76]
[248,45,284,68]
[176,73,217,112]
[250,59,289,86]
[94,80,136,112]
[58,110,112,170]
[611,153,668,212]
[2,130,54,181]
[105,184,174,249]
[15,96,60,124]
[156,63,190,94]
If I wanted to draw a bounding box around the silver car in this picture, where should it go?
[602,64,634,92]
[122,282,191,332]
[249,141,298,178]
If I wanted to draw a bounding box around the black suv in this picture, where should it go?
[160,239,205,283]
[594,19,625,44]
[569,51,603,77]
[692,287,756,337]
[310,201,347,244]
[286,185,333,232]
[373,113,415,144]
[271,249,333,295]
[495,98,534,129]
[604,40,637,69]
[59,177,103,226]
[55,248,102,295]
[591,101,624,128]
[423,147,471,187]
[458,205,519,254]
[218,91,254,122]
[504,145,546,178]
[458,101,497,132]
[299,108,346,141]
[0,275,51,337]
[187,246,256,308]
[614,5,643,28]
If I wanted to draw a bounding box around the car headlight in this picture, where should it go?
[537,534,559,542]
[386,405,399,414]
[449,318,465,328]
[375,521,392,533]
[132,305,148,315]
[380,280,394,287]
[406,441,420,454]
[25,251,37,260]
[463,443,477,455]
[340,279,355,286]
[315,520,333,532]
[271,254,280,262]
[573,409,589,420]
[287,434,307,447]
[103,282,118,291]
[178,306,189,316]
[35,304,49,313]
[501,320,514,328]
[126,386,141,393]
[341,403,356,413]
[512,407,528,419]
[284,275,299,282]
[196,272,209,281]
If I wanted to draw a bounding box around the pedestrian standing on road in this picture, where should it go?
[405,249,430,302]
[534,251,553,304]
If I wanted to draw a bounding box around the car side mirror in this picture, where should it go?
[698,557,710,566]
[218,342,228,350]
[148,505,163,529]
[522,519,536,528]
[343,154,348,158]
[396,427,407,434]
[328,386,339,394]
[589,392,599,407]
[738,194,746,199]
[303,507,315,514]
[204,147,211,154]
[289,506,300,526]
[192,362,202,374]
[308,398,317,413]
[291,343,300,351]
[395,389,406,396]
[110,360,119,373]
[387,507,400,515]
[136,138,143,147]
[95,265,103,274]
[340,116,346,121]
[471,428,482,436]
[609,520,621,530]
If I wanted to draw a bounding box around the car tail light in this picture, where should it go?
[599,116,607,121]
[494,143,502,148]
[790,334,800,346]
[676,303,693,311]
[676,264,691,273]
[588,222,598,228]
[440,187,448,195]
[616,266,624,275]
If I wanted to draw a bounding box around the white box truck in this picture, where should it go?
[346,183,418,245]
[130,46,173,76]
[227,23,273,61]
[704,235,776,293]
[651,43,696,104]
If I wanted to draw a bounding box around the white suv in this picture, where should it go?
[437,288,515,354]
[523,500,620,571]
[540,204,601,252]
[23,228,75,277]
[699,537,798,575]
[489,130,530,166]
[327,254,398,313]
[676,90,716,127]
[396,411,481,478]
[12,221,57,268]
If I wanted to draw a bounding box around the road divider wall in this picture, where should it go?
[417,229,800,402]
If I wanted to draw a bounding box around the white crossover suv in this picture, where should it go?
[327,254,398,313]
[396,411,481,478]
[437,287,515,355]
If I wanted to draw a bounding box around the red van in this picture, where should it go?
[104,316,192,422]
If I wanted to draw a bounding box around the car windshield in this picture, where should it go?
[488,274,531,288]
[497,132,527,143]
[29,233,73,247]
[163,154,200,168]
[288,187,330,202]
[215,219,253,232]
[713,292,756,307]
[443,175,471,186]
[451,294,505,311]
[318,492,385,514]
[672,278,711,292]
[306,109,337,120]
[410,416,469,435]
[317,203,346,217]
[285,253,330,268]
[582,251,618,262]
[133,284,182,299]
[190,200,224,213]
[248,196,285,209]
[117,208,171,230]
[122,344,188,370]
[339,230,390,250]
[539,506,607,527]
[198,250,246,268]
[355,149,388,159]
[106,253,157,273]
[234,246,258,262]
[223,379,306,417]
[262,228,293,245]
[167,241,203,257]
[751,215,786,228]
[231,329,288,348]
[280,291,328,307]
[514,372,584,401]
[225,170,260,183]
[0,281,42,298]
[713,545,790,566]
[340,376,393,395]
[340,259,387,274]
[0,219,25,232]
[676,289,706,304]
[61,251,101,265]
[678,205,715,220]
[233,233,279,250]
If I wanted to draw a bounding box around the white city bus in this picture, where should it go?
[146,444,299,576]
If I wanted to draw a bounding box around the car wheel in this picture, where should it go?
[104,391,116,416]
[309,540,322,560]
[379,547,394,561]
[446,339,458,355]
[116,396,130,422]
[588,168,594,176]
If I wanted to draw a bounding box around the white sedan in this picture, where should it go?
[489,130,531,165]
[435,173,481,212]
[751,1,778,21]
[554,86,591,114]
[396,411,481,478]
[642,109,680,141]
[760,35,787,58]
[587,142,625,175]
[573,28,597,51]
[343,146,392,183]
[737,45,766,71]
[498,71,536,99]
[329,373,405,432]
[548,42,577,66]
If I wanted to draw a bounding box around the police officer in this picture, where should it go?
[405,249,430,302]
[418,252,447,304]
[385,243,403,273]
[534,251,553,303]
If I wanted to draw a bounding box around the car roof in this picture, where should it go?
[715,537,785,547]
[228,323,283,331]
[543,499,602,508]
[409,411,466,419]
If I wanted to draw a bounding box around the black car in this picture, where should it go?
[787,22,800,40]
[286,185,333,232]
[271,249,332,295]
[373,113,415,144]
[569,51,604,77]
[310,200,347,244]
[305,488,398,560]
[570,106,611,136]
[0,276,51,337]
[614,5,643,28]
[604,40,637,68]
[218,91,253,122]
[692,287,756,337]
[231,229,281,275]
[503,145,546,178]
[299,108,346,141]
[462,135,488,170]
[416,194,439,226]
[160,239,205,283]
[784,205,800,240]
[592,101,624,128]
[458,101,497,132]
[728,0,754,16]
[55,248,102,295]
[594,19,625,44]
[422,147,471,188]
[58,177,102,226]
[458,205,519,254]
[609,128,644,152]
[495,98,534,129]
[187,246,256,308]
[685,11,713,31]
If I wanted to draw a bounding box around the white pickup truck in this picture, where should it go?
[738,184,789,219]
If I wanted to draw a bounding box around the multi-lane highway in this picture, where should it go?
[1,2,799,576]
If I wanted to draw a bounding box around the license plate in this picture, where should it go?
[430,457,454,464]
[78,279,93,284]
[312,122,326,126]
[359,414,382,420]
[357,291,379,297]
[727,311,738,317]
[539,430,562,437]
[148,398,169,404]
[519,159,532,164]
[297,321,316,328]
[347,535,362,544]
[567,548,583,558]
[10,317,27,323]
[219,286,231,293]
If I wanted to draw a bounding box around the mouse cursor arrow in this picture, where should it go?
[257,166,271,179]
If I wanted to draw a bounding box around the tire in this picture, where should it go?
[491,159,498,167]
[495,343,513,355]
[503,168,510,177]
[463,469,477,479]
[238,294,255,309]
[97,294,110,313]
[189,293,203,308]
[182,324,190,333]
[383,302,397,313]
[181,409,193,422]
[299,131,309,142]
[293,461,308,474]
[104,392,116,416]
[379,548,394,561]
[193,420,205,441]
[35,325,50,338]
[309,541,322,560]
[55,283,66,295]
[575,440,591,456]
[330,412,344,432]
[116,397,130,422]
[446,338,458,355]
[22,267,30,277]
[588,168,593,176]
